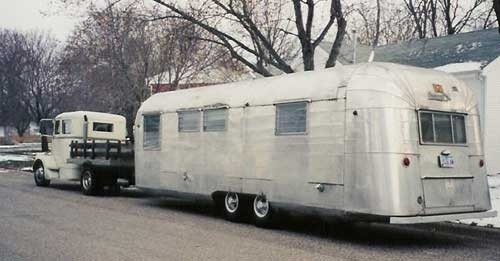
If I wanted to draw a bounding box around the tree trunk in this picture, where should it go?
[3,126,12,145]
[302,45,315,71]
[494,0,500,33]
[325,16,346,68]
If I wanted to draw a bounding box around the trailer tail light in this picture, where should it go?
[403,157,410,167]
[479,159,485,168]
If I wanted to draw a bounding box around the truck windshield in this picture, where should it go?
[419,111,466,145]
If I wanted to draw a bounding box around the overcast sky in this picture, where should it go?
[0,0,77,40]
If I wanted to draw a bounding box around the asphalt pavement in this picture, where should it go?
[1,169,500,261]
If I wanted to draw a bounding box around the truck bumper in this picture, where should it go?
[389,211,497,224]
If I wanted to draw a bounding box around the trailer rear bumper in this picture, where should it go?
[389,211,497,224]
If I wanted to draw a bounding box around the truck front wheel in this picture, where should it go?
[80,168,99,195]
[33,162,50,187]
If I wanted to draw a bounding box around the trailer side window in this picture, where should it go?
[143,114,161,150]
[419,111,466,145]
[178,111,200,132]
[203,108,227,132]
[93,122,113,132]
[275,102,307,135]
[62,120,72,134]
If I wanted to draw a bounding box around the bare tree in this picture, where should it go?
[0,30,62,137]
[147,0,347,76]
[349,1,415,46]
[61,2,154,130]
[494,0,500,32]
[438,0,486,35]
[149,19,233,90]
[22,32,68,122]
[403,0,492,38]
[402,0,437,38]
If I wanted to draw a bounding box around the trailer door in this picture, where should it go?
[307,90,346,185]
[417,111,477,214]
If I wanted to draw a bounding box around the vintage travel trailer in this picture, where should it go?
[134,62,495,226]
[33,111,134,195]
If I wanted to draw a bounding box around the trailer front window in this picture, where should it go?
[419,111,466,145]
[178,111,200,132]
[143,114,160,150]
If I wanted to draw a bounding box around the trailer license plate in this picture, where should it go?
[439,155,454,168]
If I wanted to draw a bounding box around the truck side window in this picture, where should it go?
[143,114,161,150]
[62,120,72,134]
[275,102,307,135]
[54,120,61,135]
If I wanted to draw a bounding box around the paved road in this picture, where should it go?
[1,169,500,261]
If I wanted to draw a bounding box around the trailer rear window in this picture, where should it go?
[93,122,113,132]
[419,111,466,145]
[143,114,160,150]
[275,102,307,135]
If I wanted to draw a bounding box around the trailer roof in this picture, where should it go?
[139,62,477,114]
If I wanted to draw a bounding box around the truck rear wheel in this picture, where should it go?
[80,168,99,195]
[33,163,50,187]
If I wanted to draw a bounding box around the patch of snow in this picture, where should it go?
[0,154,31,162]
[470,42,482,50]
[459,174,500,228]
[20,167,33,172]
[456,44,465,53]
[435,62,483,73]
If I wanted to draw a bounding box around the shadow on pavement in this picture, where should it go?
[142,196,494,248]
[47,182,152,198]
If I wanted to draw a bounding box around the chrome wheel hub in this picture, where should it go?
[35,167,44,181]
[254,195,269,218]
[82,172,92,190]
[225,192,239,213]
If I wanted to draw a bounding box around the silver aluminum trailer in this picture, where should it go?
[134,62,496,226]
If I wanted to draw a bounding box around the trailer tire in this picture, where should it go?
[223,192,242,222]
[252,195,274,228]
[33,162,50,187]
[80,168,99,196]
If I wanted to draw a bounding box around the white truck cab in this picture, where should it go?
[33,111,134,195]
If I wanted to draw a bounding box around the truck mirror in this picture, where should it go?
[39,119,54,136]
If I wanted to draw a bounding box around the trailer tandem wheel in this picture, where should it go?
[223,192,243,222]
[252,195,274,228]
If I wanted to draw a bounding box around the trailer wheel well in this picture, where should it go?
[211,191,226,203]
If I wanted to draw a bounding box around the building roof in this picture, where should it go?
[321,28,500,68]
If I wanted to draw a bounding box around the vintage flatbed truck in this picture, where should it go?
[33,111,134,195]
